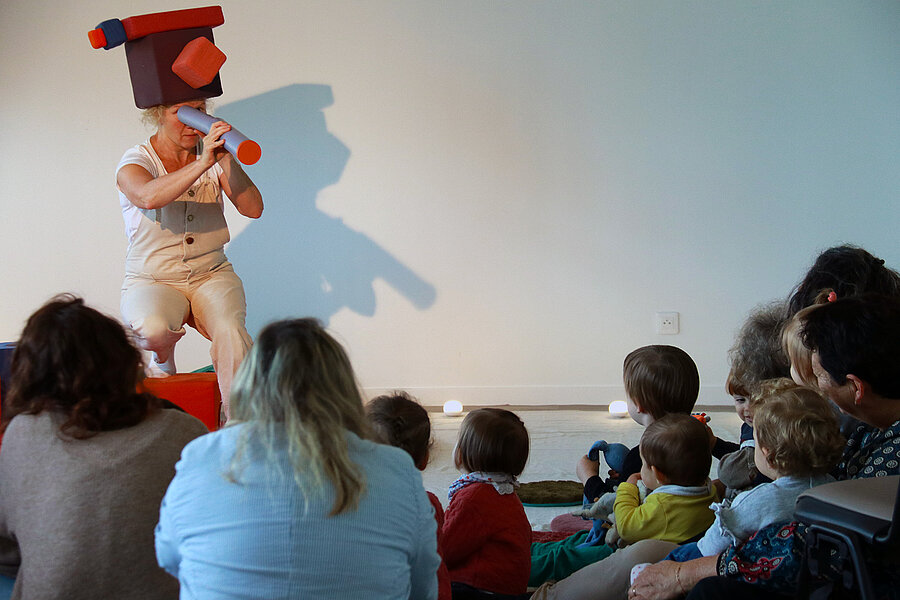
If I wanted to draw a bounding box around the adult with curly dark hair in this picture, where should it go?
[0,295,207,600]
[786,244,900,317]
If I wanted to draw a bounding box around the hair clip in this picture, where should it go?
[827,291,837,302]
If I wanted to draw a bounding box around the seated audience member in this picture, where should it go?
[613,414,718,547]
[367,391,451,600]
[530,346,701,586]
[0,295,208,600]
[155,318,441,599]
[786,244,900,436]
[711,303,790,500]
[442,408,531,599]
[579,346,701,502]
[786,245,900,317]
[666,379,843,562]
[628,294,900,600]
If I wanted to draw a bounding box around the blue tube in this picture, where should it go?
[176,106,261,165]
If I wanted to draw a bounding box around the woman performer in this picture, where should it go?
[116,99,263,420]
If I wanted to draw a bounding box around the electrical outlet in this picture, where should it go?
[655,311,680,335]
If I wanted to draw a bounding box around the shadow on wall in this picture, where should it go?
[217,84,437,334]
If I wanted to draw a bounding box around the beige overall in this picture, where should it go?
[120,142,251,418]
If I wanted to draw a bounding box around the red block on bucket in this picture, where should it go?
[141,373,221,431]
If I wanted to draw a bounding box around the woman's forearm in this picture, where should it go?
[219,154,263,218]
[677,555,719,592]
[118,161,209,209]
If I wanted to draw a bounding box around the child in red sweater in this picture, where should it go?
[366,391,451,600]
[443,408,532,599]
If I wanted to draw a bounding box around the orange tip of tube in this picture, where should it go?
[236,140,261,165]
[88,28,107,49]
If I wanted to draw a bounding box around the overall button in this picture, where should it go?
[187,189,195,197]
[185,236,195,245]
[187,215,194,222]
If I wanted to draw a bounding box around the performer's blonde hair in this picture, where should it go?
[140,99,213,129]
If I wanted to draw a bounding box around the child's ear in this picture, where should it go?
[758,445,778,472]
[650,466,669,486]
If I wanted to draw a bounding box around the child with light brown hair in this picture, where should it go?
[442,408,532,598]
[613,414,718,546]
[579,345,701,502]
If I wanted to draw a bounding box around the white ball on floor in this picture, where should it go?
[443,400,463,416]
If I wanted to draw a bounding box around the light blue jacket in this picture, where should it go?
[155,425,439,599]
[696,474,833,556]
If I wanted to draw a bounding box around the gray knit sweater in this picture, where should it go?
[0,409,208,600]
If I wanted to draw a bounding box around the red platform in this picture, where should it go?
[141,373,221,431]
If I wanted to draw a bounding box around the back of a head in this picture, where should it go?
[623,345,700,419]
[727,302,791,397]
[455,408,529,477]
[231,318,367,430]
[6,294,152,437]
[787,245,900,316]
[751,379,844,477]
[800,294,900,399]
[366,391,431,468]
[230,318,370,515]
[640,413,711,487]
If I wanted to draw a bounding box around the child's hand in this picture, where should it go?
[587,441,605,462]
[626,473,641,486]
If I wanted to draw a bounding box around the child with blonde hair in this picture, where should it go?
[367,391,450,600]
[442,408,531,599]
[664,378,844,562]
[782,290,835,388]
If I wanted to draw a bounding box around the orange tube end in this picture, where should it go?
[236,140,261,165]
[88,28,107,49]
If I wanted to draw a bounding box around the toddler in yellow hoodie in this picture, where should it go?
[612,413,718,546]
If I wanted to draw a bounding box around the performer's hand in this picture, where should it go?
[201,120,231,166]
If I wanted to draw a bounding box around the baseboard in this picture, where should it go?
[361,384,731,409]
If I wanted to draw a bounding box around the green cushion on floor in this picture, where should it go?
[516,480,584,506]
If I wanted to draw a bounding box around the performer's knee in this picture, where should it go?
[131,314,185,352]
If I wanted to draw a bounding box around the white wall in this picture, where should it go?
[1,1,898,406]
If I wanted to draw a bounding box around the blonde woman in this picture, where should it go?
[116,99,263,417]
[155,318,440,599]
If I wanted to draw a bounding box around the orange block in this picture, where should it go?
[172,37,226,88]
[141,373,220,431]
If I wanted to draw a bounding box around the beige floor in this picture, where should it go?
[421,406,743,530]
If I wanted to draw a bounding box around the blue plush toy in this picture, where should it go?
[575,440,634,548]
[587,440,630,473]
